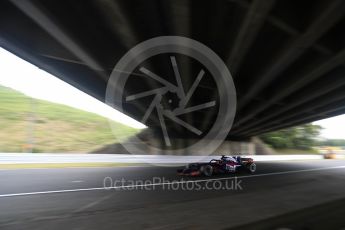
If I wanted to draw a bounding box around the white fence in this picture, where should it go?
[0,153,325,164]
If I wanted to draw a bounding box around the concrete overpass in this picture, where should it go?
[1,0,345,145]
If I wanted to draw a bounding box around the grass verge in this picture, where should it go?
[0,85,139,153]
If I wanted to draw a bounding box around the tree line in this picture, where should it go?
[259,124,344,150]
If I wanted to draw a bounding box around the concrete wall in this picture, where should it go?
[93,128,275,155]
[93,136,257,155]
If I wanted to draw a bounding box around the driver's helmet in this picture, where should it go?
[227,156,238,163]
[221,155,237,163]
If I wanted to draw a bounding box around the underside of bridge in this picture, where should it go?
[1,0,345,142]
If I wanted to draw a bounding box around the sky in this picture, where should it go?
[313,115,345,139]
[0,48,145,129]
[0,47,344,139]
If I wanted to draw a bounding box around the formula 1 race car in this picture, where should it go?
[177,155,256,176]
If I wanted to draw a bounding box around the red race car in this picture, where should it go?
[177,155,256,176]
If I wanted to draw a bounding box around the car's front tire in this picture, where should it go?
[246,163,256,174]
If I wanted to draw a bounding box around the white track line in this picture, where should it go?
[1,165,345,198]
[0,187,105,198]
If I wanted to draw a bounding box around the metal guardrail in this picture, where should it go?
[0,153,326,164]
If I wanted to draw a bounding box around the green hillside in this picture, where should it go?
[0,85,139,153]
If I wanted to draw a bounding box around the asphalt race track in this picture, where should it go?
[1,160,345,229]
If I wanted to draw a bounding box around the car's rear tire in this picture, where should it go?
[200,165,213,176]
[246,163,256,174]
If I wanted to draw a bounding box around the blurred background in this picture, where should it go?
[1,47,344,157]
